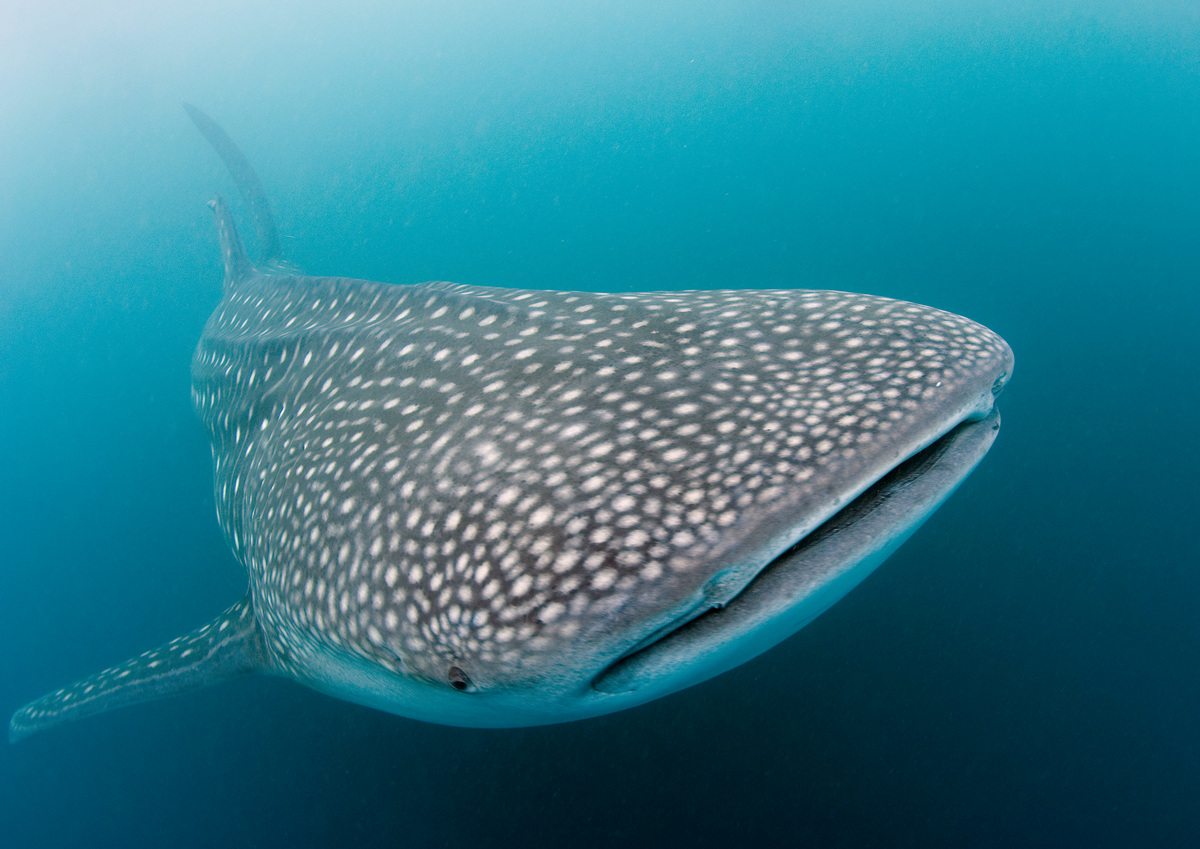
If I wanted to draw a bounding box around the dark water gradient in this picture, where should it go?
[2,1,1198,846]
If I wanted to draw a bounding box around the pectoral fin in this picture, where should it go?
[9,594,268,742]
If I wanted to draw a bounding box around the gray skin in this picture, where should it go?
[9,109,1013,742]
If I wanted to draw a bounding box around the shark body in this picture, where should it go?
[9,108,1012,741]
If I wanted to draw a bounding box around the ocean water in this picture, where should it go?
[2,1,1198,846]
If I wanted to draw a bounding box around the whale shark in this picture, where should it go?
[9,107,1013,741]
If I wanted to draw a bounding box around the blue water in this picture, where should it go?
[2,1,1198,845]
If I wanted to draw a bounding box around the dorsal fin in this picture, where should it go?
[9,594,269,742]
[208,195,254,290]
[184,103,284,267]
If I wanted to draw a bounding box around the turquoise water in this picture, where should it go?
[2,1,1198,845]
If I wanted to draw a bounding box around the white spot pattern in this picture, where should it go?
[190,275,1012,687]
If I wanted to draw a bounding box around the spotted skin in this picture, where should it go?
[194,232,1009,696]
[9,115,1013,741]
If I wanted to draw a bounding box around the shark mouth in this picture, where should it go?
[591,408,1001,698]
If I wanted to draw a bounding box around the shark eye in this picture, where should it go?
[447,666,471,691]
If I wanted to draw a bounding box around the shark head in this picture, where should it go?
[9,108,1012,742]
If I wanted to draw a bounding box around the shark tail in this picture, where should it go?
[184,103,283,266]
[9,594,269,743]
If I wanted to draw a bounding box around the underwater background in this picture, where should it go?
[2,0,1198,845]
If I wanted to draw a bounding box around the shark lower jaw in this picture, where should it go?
[587,406,1002,704]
